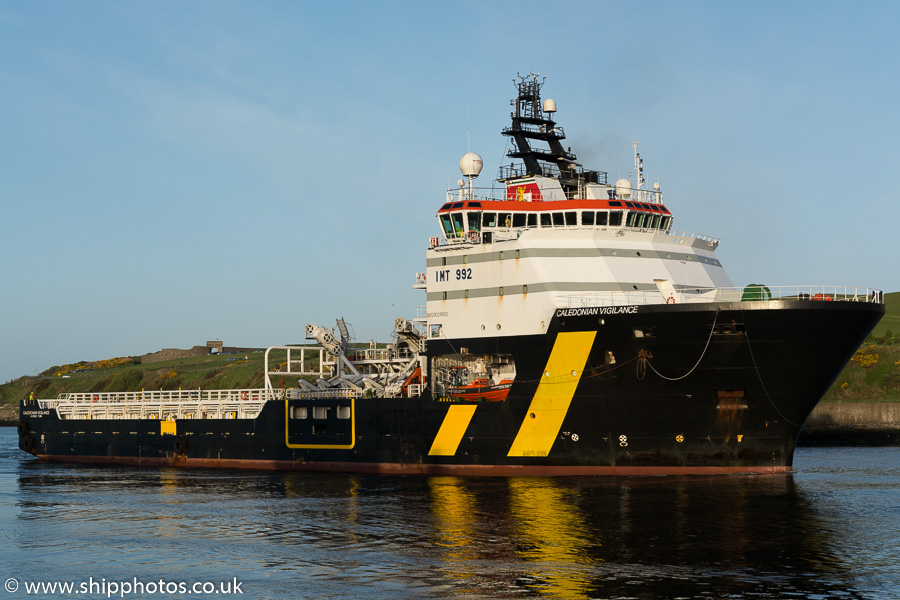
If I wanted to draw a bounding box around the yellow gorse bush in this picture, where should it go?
[850,345,879,368]
[56,356,133,376]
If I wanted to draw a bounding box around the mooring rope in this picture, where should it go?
[641,308,720,381]
[740,307,803,427]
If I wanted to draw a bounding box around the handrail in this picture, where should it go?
[54,388,278,404]
[40,390,274,421]
[431,226,716,248]
[291,388,362,400]
[564,286,884,308]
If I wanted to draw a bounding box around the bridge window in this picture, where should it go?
[540,213,552,227]
[482,212,497,228]
[513,213,526,227]
[582,211,595,225]
[565,211,577,226]
[609,211,623,226]
[499,213,512,227]
[527,213,537,227]
[552,212,564,226]
[439,214,453,237]
[596,211,608,226]
[467,211,481,232]
[451,212,465,236]
[626,212,636,227]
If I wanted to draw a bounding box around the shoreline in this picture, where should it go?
[798,402,900,446]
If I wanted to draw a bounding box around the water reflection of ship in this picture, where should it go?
[425,475,867,600]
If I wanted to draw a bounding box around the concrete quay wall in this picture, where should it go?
[805,402,900,430]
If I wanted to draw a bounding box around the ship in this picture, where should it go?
[18,73,884,475]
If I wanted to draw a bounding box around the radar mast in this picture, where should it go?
[500,72,606,197]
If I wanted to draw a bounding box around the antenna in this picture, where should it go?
[466,97,470,152]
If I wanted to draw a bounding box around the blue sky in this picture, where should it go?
[2,1,898,383]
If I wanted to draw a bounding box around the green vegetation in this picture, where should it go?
[867,291,900,341]
[817,291,900,403]
[822,343,900,403]
[1,351,278,406]
[0,345,361,406]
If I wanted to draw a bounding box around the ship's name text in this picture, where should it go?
[22,410,50,417]
[556,306,639,317]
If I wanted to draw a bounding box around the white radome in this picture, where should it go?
[614,178,632,199]
[543,98,557,113]
[459,152,483,178]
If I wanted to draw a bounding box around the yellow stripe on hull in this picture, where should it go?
[507,331,597,457]
[428,404,478,456]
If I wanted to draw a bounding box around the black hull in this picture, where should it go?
[18,300,883,475]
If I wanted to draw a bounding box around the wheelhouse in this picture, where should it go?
[435,198,673,244]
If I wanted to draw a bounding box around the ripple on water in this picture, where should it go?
[1,432,898,599]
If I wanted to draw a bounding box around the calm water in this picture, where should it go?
[1,428,898,600]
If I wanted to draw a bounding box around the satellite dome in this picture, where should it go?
[459,152,483,178]
[542,98,557,113]
[614,178,632,199]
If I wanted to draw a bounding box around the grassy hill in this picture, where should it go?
[0,351,270,406]
[870,290,900,339]
[823,291,900,403]
[2,293,898,407]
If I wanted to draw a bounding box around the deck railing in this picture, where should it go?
[564,286,884,308]
[38,388,279,421]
